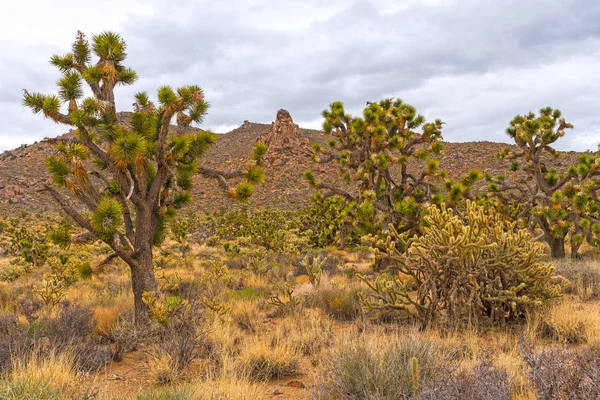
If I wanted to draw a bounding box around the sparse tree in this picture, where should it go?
[486,107,600,258]
[23,31,266,324]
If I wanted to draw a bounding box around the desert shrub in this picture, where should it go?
[209,208,298,252]
[300,254,325,287]
[292,250,342,277]
[228,287,269,301]
[4,224,49,268]
[362,201,564,327]
[267,283,304,317]
[314,332,457,399]
[0,262,30,282]
[72,342,113,372]
[136,378,263,400]
[111,317,144,362]
[0,315,30,373]
[520,342,600,399]
[93,306,120,339]
[308,285,362,321]
[47,302,95,346]
[415,356,511,400]
[555,259,600,301]
[47,255,90,286]
[34,274,68,309]
[147,304,209,383]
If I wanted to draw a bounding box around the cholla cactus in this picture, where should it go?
[305,99,480,245]
[486,107,600,258]
[300,254,325,287]
[360,201,564,328]
[34,274,68,309]
[22,31,266,324]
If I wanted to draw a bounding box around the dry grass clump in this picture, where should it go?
[554,258,600,301]
[135,376,262,400]
[307,283,362,321]
[93,306,120,339]
[229,300,260,334]
[532,302,591,345]
[313,330,458,399]
[237,339,301,381]
[270,309,333,357]
[0,350,77,399]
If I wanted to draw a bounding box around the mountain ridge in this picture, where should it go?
[0,111,585,216]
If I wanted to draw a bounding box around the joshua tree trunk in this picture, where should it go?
[129,250,158,324]
[548,236,566,259]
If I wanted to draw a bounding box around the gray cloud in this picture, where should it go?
[1,0,600,152]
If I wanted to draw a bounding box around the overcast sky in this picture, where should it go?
[1,0,599,152]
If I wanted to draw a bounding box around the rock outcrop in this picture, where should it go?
[257,109,312,166]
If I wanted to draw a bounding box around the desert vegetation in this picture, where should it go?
[1,31,600,399]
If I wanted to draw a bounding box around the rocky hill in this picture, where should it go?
[0,110,585,216]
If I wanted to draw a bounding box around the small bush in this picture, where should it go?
[137,385,196,400]
[228,287,268,301]
[73,342,113,372]
[149,352,180,385]
[270,312,333,357]
[148,306,208,383]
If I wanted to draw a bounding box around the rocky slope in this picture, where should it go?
[0,110,585,216]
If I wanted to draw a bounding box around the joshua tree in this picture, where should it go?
[23,31,266,323]
[305,99,479,248]
[486,107,600,258]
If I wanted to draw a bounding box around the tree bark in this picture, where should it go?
[130,206,159,325]
[547,236,566,259]
[129,249,158,324]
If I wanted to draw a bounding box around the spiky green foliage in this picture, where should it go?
[22,31,266,324]
[301,194,360,248]
[361,201,564,327]
[486,107,600,258]
[306,99,478,245]
[91,198,123,237]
